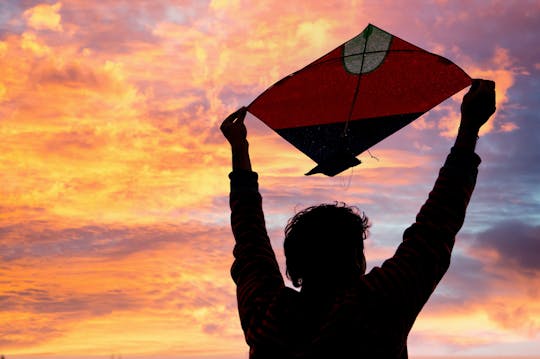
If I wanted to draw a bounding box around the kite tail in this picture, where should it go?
[305,152,361,176]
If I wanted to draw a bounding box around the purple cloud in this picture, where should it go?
[473,220,540,272]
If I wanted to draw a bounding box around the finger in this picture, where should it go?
[222,107,245,125]
[485,80,495,94]
[485,80,495,89]
[478,80,496,97]
[235,107,247,124]
[470,79,481,92]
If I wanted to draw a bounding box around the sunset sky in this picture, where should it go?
[1,1,539,358]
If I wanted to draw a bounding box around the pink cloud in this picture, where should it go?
[430,46,522,139]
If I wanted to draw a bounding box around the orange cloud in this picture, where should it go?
[470,47,520,135]
[20,31,51,56]
[0,221,245,355]
[434,46,522,138]
[23,2,63,32]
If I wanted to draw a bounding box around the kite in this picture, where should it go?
[247,24,471,176]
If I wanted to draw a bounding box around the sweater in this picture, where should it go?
[229,147,481,358]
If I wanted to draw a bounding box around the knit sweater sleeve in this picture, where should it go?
[229,170,285,342]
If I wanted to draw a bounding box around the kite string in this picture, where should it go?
[343,33,369,137]
[337,164,354,190]
[367,149,379,161]
[339,37,368,187]
[345,165,354,189]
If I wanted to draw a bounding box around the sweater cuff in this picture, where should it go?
[229,170,259,193]
[444,146,482,170]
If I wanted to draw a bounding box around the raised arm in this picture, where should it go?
[364,79,496,318]
[221,108,285,341]
[414,79,496,231]
[220,107,252,171]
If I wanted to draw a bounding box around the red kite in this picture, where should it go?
[247,24,471,176]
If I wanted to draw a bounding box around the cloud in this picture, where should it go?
[23,2,63,32]
[430,253,488,308]
[0,219,235,262]
[416,221,540,338]
[0,220,243,352]
[472,220,540,273]
[433,47,521,138]
[487,301,539,337]
[399,220,540,345]
[0,287,143,315]
[0,314,63,348]
[210,0,240,11]
[470,47,523,135]
[0,31,142,125]
[20,31,51,56]
[35,61,118,90]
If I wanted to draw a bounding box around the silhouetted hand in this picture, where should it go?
[460,79,496,130]
[221,107,252,171]
[221,107,248,148]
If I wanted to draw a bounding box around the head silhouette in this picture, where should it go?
[284,203,369,289]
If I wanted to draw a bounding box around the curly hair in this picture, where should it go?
[283,202,370,288]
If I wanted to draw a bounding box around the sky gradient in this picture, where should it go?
[1,1,539,358]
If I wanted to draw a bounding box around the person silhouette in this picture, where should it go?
[221,79,496,358]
